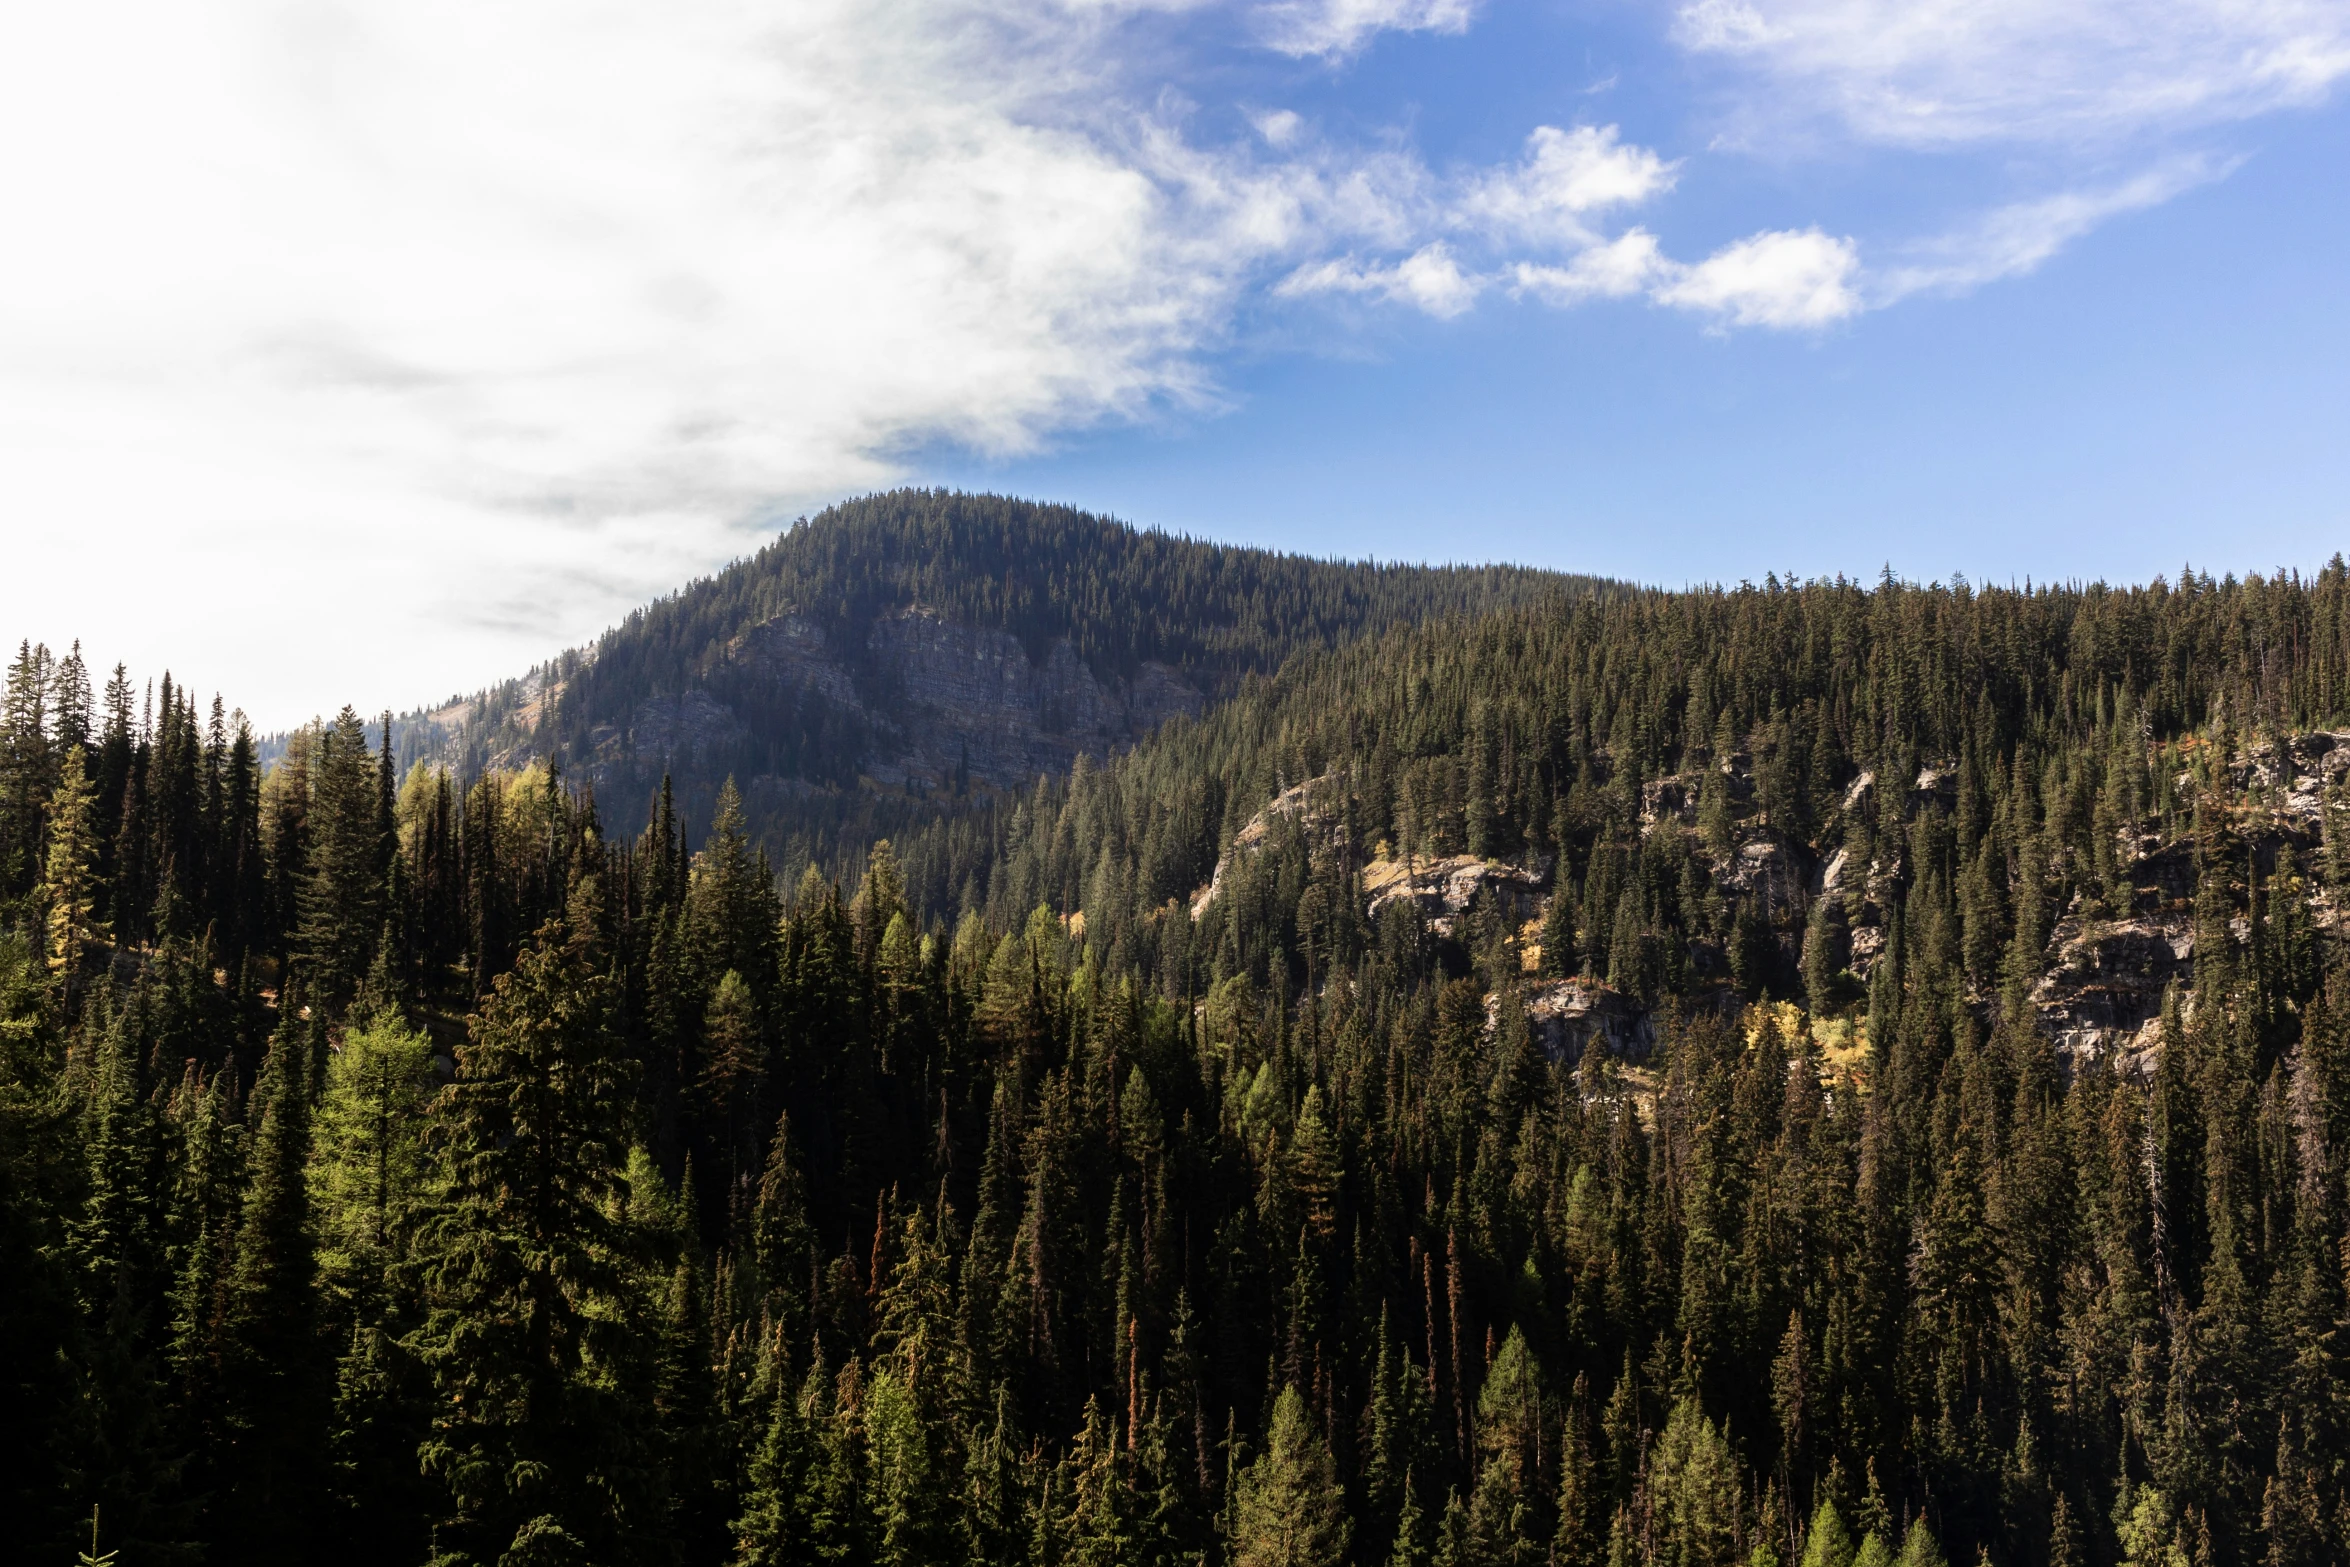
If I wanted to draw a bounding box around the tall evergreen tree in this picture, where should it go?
[299,708,385,1014]
[411,880,661,1565]
[212,1014,330,1562]
[44,744,108,1010]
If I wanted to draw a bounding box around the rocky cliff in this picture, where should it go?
[1193,727,2350,1080]
[591,604,1205,795]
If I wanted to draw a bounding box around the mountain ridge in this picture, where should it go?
[386,488,1632,868]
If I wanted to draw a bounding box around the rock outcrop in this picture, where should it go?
[1189,778,1551,932]
[1190,775,1348,918]
[2031,916,2194,1072]
[1509,980,1658,1064]
[1713,829,1817,920]
[591,605,1206,793]
[1363,854,1548,935]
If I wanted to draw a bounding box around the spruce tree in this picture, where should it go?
[0,638,53,899]
[1799,1498,1855,1567]
[213,1014,330,1563]
[43,744,108,1010]
[298,708,385,1014]
[411,881,661,1565]
[1540,891,1579,979]
[1231,1385,1348,1567]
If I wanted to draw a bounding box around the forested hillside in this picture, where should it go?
[394,491,1608,878]
[11,557,2350,1566]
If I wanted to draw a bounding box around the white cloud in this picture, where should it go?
[1510,231,1671,303]
[1281,243,1483,315]
[1257,0,1477,59]
[1675,0,2350,148]
[1253,108,1306,146]
[1875,157,2233,300]
[1664,0,2345,313]
[1272,123,1862,328]
[1460,126,1680,247]
[1655,228,1863,327]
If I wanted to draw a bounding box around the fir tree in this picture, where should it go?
[43,744,108,1009]
[212,1015,330,1562]
[411,882,661,1565]
[1231,1385,1349,1567]
[298,709,385,1014]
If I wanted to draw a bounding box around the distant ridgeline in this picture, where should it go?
[385,489,1610,882]
[16,545,2350,1565]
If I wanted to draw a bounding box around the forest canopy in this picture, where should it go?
[8,550,2350,1566]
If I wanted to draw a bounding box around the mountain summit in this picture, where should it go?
[402,489,1620,860]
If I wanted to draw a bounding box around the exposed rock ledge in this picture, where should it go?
[1491,980,1658,1065]
[1363,854,1547,936]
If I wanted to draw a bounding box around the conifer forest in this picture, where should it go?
[17,499,2350,1567]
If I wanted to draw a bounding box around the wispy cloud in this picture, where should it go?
[1280,244,1484,315]
[1256,0,1477,58]
[1674,0,2350,148]
[1663,0,2349,318]
[1873,157,2236,301]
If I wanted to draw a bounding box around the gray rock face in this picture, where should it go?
[594,605,1204,792]
[1513,980,1658,1064]
[1641,775,1697,832]
[859,607,1204,787]
[1714,830,1818,920]
[2032,916,2195,1074]
[621,690,750,768]
[737,616,865,709]
[1365,854,1548,934]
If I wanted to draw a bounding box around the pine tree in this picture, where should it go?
[298,709,385,1014]
[43,744,108,1009]
[1467,1327,1546,1567]
[730,1365,817,1566]
[1647,1397,1744,1567]
[1801,895,1848,1019]
[1799,1498,1854,1567]
[688,778,777,1001]
[313,1007,437,1307]
[701,968,765,1188]
[0,639,53,899]
[1231,1385,1349,1567]
[1892,1518,1946,1567]
[411,882,662,1565]
[1541,891,1579,979]
[213,1014,331,1562]
[69,995,192,1556]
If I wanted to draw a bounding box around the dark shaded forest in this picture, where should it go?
[12,548,2350,1567]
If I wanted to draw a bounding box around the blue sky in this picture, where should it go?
[3,0,2346,722]
[923,1,2350,588]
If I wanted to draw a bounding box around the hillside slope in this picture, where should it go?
[908,563,2350,1066]
[399,489,1621,864]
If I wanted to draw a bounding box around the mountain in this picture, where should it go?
[396,489,1622,872]
[17,531,2350,1567]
